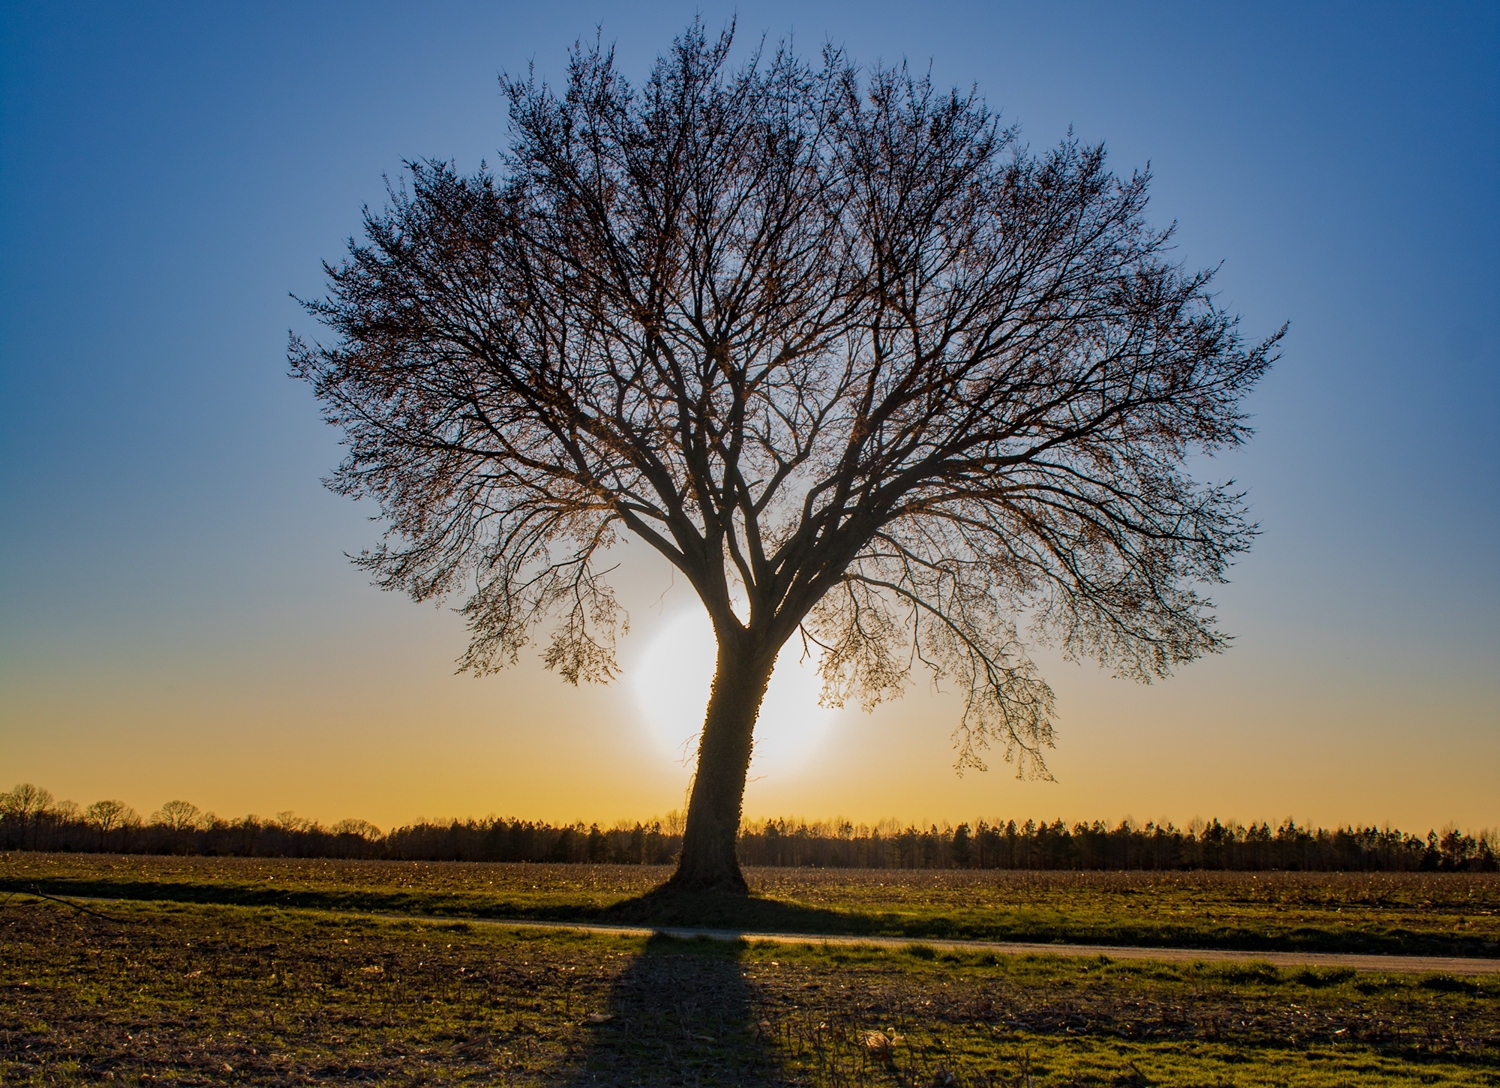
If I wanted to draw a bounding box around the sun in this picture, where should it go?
[631,607,843,774]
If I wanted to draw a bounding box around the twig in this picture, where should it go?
[18,885,128,923]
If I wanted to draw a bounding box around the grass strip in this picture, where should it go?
[4,854,1496,958]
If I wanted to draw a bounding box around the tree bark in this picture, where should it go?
[667,636,777,895]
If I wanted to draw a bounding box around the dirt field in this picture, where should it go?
[4,892,1498,1086]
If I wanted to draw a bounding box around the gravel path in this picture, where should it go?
[400,913,1500,975]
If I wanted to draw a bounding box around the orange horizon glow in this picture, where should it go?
[5,559,1495,835]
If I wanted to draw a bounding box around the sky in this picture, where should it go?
[1,1,1496,833]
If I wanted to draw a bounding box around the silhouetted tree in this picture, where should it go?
[84,799,132,833]
[332,818,383,840]
[950,823,973,867]
[0,783,54,850]
[293,24,1280,894]
[84,799,136,849]
[152,799,202,832]
[1,783,52,821]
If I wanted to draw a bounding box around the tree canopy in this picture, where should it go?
[293,24,1280,892]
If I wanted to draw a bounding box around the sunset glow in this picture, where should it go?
[0,3,1495,834]
[632,607,845,775]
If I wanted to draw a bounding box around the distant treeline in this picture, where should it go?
[2,783,1495,872]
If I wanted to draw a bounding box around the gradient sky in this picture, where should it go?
[2,2,1496,832]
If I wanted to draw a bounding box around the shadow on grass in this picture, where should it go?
[9,873,1495,958]
[562,933,776,1087]
[0,875,885,936]
[599,885,879,936]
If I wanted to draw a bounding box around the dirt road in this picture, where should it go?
[403,913,1500,975]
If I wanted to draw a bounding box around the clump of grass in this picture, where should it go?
[1211,961,1283,985]
[1292,966,1358,988]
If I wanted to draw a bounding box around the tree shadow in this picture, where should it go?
[598,887,880,936]
[562,933,778,1086]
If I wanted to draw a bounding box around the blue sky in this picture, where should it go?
[2,2,1496,828]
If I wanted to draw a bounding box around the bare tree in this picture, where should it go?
[275,811,316,833]
[1,783,54,850]
[84,799,137,849]
[332,818,384,840]
[152,799,203,833]
[293,24,1280,895]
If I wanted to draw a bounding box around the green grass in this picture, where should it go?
[3,895,1497,1086]
[5,853,1497,957]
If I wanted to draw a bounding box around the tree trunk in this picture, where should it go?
[668,637,776,895]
